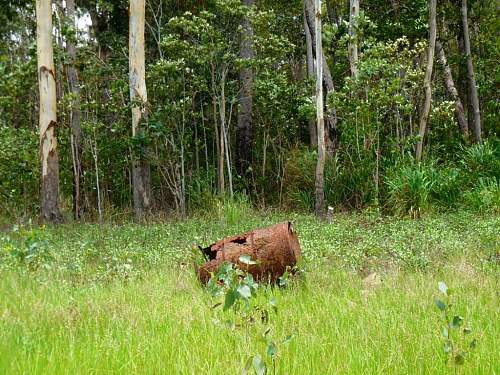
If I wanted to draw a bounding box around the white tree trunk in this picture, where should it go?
[129,0,152,218]
[415,0,437,162]
[37,0,62,223]
[314,0,326,218]
[304,0,337,154]
[348,0,359,79]
[304,2,317,147]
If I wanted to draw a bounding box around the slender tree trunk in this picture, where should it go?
[36,0,62,223]
[455,26,471,130]
[129,0,152,219]
[304,0,337,154]
[415,0,437,162]
[461,0,481,143]
[64,0,83,219]
[326,0,336,23]
[304,2,317,148]
[220,68,233,197]
[218,74,226,196]
[314,0,326,218]
[435,40,468,136]
[348,0,359,79]
[236,0,254,177]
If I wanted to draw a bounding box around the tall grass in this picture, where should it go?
[0,212,499,374]
[281,141,500,215]
[0,265,498,374]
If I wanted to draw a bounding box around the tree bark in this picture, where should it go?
[435,40,468,136]
[236,0,254,177]
[65,0,83,219]
[129,0,152,219]
[348,0,359,79]
[314,0,326,218]
[304,0,337,155]
[415,0,437,162]
[36,0,62,223]
[304,2,317,148]
[456,25,472,131]
[461,0,482,143]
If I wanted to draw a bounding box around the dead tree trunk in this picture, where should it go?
[129,0,152,219]
[415,0,437,162]
[65,0,83,219]
[435,40,468,136]
[236,0,254,177]
[36,0,63,223]
[197,222,301,284]
[461,0,482,143]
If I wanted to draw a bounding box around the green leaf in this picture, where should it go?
[253,354,266,375]
[266,341,277,358]
[219,262,233,275]
[438,281,448,296]
[434,299,446,311]
[282,334,294,345]
[444,341,452,354]
[239,255,257,265]
[269,297,278,313]
[451,315,463,329]
[442,326,448,338]
[244,274,257,290]
[237,285,252,299]
[223,289,238,311]
[278,271,289,287]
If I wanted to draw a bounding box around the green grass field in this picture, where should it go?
[0,211,499,374]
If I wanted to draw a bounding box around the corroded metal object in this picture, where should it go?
[197,222,301,284]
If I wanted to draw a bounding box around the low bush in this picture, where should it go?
[385,162,436,217]
[463,177,500,213]
[460,140,500,183]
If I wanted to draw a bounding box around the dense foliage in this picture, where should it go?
[0,0,498,219]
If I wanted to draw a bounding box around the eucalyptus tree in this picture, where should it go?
[415,0,437,162]
[304,0,337,154]
[129,0,152,218]
[461,0,481,143]
[304,1,316,147]
[348,0,360,79]
[236,0,255,178]
[435,40,468,136]
[314,0,325,218]
[36,0,62,222]
[64,0,83,219]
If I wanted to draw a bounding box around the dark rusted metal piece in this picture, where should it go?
[196,221,301,284]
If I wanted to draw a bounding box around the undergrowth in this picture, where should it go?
[0,212,498,374]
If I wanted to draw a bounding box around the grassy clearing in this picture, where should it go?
[0,211,499,374]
